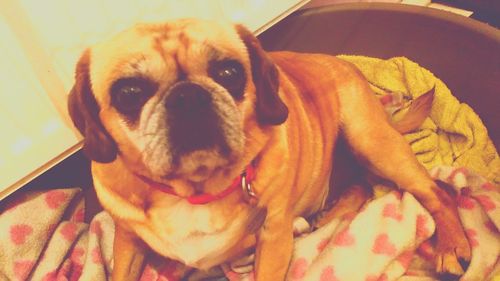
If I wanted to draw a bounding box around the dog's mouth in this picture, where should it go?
[168,148,236,182]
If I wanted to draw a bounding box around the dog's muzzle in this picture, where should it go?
[166,82,230,158]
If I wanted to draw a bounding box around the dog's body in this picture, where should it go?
[68,19,470,280]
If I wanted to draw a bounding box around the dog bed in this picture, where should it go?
[1,56,498,281]
[1,3,499,281]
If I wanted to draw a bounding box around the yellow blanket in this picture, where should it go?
[340,56,500,185]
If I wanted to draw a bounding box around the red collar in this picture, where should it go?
[136,165,256,205]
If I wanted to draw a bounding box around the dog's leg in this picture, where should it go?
[338,77,471,276]
[348,129,470,275]
[254,211,294,281]
[112,224,147,281]
[315,184,370,228]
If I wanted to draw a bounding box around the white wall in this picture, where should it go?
[0,0,308,199]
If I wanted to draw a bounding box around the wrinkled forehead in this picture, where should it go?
[89,19,249,99]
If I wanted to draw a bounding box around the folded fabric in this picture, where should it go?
[339,55,500,185]
[0,189,188,281]
[223,166,500,281]
[2,163,497,281]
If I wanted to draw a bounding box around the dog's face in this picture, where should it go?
[68,19,288,186]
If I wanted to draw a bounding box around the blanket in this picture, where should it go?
[339,56,500,185]
[1,56,499,281]
[0,166,498,281]
[223,166,500,281]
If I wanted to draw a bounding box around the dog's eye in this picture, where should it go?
[111,78,157,114]
[209,60,246,99]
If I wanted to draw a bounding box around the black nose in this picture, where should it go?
[166,82,211,111]
[165,82,229,158]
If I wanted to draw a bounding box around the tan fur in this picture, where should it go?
[392,88,435,134]
[68,19,470,281]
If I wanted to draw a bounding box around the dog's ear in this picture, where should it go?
[68,49,118,163]
[236,25,288,125]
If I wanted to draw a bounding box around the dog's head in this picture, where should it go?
[68,19,288,185]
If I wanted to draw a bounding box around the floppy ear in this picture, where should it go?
[67,49,118,163]
[236,25,288,125]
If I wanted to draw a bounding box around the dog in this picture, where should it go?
[68,19,470,280]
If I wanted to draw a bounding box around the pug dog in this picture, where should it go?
[68,19,470,280]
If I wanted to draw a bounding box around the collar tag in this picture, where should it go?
[241,165,258,205]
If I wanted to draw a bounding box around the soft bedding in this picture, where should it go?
[0,57,498,281]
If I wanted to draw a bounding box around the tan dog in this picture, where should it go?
[68,19,470,280]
